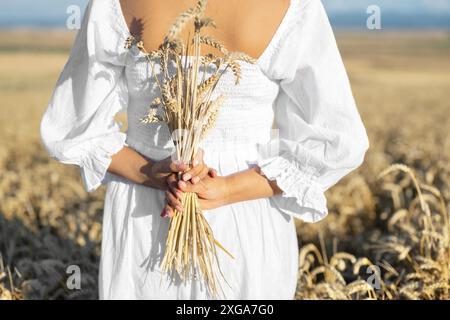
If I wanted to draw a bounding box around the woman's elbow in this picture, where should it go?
[39,113,62,161]
[40,116,53,156]
[339,124,370,170]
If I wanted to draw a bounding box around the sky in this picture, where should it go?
[0,0,450,29]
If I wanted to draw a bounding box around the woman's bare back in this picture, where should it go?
[119,0,291,59]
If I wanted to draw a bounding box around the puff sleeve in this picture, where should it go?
[40,0,129,192]
[256,0,369,223]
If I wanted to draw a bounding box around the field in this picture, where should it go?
[0,30,449,300]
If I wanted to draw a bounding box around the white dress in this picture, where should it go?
[40,0,369,300]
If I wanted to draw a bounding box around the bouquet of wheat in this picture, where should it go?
[125,0,255,297]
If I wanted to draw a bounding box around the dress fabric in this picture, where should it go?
[40,0,369,300]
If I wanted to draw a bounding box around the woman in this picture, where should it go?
[40,0,369,299]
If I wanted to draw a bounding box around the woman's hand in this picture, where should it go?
[108,145,218,195]
[144,149,215,190]
[162,174,229,218]
[161,166,284,218]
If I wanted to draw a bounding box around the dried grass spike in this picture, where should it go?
[197,73,220,97]
[228,60,242,85]
[194,0,208,16]
[124,35,136,49]
[199,35,228,54]
[140,107,164,124]
[195,17,217,32]
[227,51,258,64]
[167,7,197,40]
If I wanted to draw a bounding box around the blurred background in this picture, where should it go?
[0,0,449,300]
[1,0,450,29]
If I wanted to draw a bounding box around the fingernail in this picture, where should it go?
[179,181,186,189]
[160,209,168,217]
[176,205,184,212]
[183,173,191,181]
[177,191,183,199]
[192,176,200,184]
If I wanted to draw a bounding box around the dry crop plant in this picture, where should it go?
[296,164,449,300]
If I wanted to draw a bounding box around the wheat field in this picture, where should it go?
[0,30,449,300]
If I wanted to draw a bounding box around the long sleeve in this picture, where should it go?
[256,0,369,223]
[40,0,130,192]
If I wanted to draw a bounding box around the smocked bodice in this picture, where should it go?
[124,47,280,161]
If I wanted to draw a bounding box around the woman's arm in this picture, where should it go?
[108,146,169,190]
[225,167,283,204]
[108,146,215,191]
[163,167,282,217]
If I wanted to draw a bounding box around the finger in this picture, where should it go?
[160,204,172,218]
[208,168,218,178]
[182,163,207,181]
[169,185,183,200]
[166,173,178,188]
[167,205,176,218]
[192,166,209,184]
[170,160,188,173]
[182,149,206,181]
[167,174,183,200]
[166,191,183,212]
[162,157,187,173]
[177,180,199,193]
